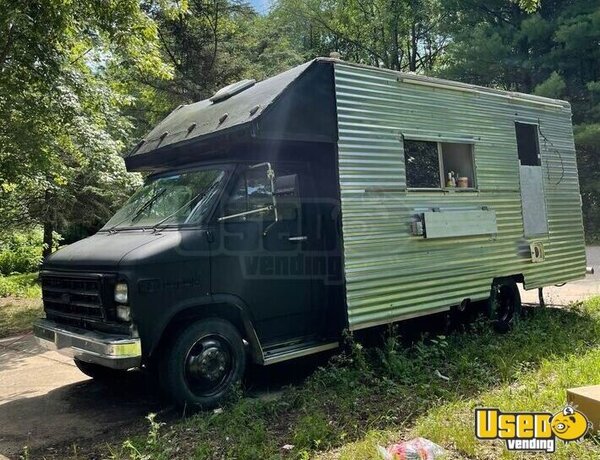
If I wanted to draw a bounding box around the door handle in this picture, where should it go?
[288,236,308,242]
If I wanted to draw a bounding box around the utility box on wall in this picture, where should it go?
[420,208,497,239]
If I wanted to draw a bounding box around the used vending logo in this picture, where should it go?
[475,406,591,453]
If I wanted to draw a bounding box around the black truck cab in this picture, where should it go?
[34,59,346,407]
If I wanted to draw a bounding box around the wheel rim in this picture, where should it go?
[494,285,515,322]
[184,335,234,397]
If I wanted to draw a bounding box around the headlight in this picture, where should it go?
[114,282,128,304]
[116,305,131,322]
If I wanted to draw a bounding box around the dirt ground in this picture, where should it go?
[0,247,598,459]
[0,334,160,459]
[0,336,327,459]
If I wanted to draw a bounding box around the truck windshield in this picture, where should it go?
[102,169,226,230]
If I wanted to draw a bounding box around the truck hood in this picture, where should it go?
[43,231,171,271]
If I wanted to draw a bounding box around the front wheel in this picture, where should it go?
[160,318,246,410]
[486,277,521,333]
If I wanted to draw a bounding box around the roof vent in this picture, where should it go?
[210,79,256,103]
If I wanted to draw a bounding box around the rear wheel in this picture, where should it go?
[74,359,129,381]
[160,318,246,410]
[486,278,521,333]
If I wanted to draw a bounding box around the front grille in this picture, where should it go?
[42,273,111,322]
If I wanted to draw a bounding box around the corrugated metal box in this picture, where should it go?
[333,62,586,330]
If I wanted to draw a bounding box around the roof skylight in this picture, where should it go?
[210,79,256,103]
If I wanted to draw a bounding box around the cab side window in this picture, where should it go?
[224,168,272,221]
[224,165,301,222]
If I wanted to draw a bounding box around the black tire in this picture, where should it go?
[486,277,521,333]
[159,318,246,410]
[74,359,129,381]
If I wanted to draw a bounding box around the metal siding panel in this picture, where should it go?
[334,63,586,330]
[423,210,497,239]
[519,166,549,236]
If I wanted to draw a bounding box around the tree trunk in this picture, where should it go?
[391,0,400,70]
[42,221,53,259]
[42,189,54,259]
[409,22,417,71]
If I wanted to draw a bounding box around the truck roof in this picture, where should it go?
[128,61,313,158]
[330,58,570,109]
[125,57,570,171]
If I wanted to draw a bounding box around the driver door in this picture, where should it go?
[209,163,317,344]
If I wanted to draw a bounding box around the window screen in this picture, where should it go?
[515,122,540,166]
[404,140,441,188]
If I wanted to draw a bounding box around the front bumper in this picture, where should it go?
[33,319,142,370]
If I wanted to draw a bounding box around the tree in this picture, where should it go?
[0,1,170,255]
[133,0,304,107]
[576,124,600,240]
[270,0,449,71]
[0,0,306,257]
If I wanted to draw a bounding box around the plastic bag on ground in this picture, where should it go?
[377,437,446,460]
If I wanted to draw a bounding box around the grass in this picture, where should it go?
[0,273,42,338]
[0,272,41,298]
[330,299,600,460]
[32,297,600,459]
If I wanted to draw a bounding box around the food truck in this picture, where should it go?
[34,58,586,408]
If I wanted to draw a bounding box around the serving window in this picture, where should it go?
[404,139,476,190]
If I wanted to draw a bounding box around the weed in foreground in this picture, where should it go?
[73,298,600,460]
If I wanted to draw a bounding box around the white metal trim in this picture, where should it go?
[396,76,566,109]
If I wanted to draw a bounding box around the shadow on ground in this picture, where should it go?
[0,371,158,459]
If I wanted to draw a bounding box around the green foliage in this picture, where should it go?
[293,412,338,450]
[0,0,306,252]
[84,299,600,460]
[0,0,163,246]
[0,273,42,338]
[0,273,41,298]
[0,231,42,275]
[575,123,600,242]
[0,229,52,275]
[433,0,600,240]
[514,0,540,13]
[121,414,165,460]
[415,299,600,459]
[136,0,304,109]
[534,71,566,98]
[272,0,447,71]
[3,0,592,251]
[436,0,600,105]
